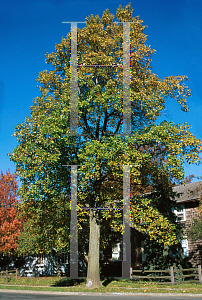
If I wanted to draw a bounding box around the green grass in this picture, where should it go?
[0,277,202,294]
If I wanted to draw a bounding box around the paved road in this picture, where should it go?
[0,290,202,300]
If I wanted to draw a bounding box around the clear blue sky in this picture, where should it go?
[0,0,202,182]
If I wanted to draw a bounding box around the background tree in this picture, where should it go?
[18,194,70,276]
[9,4,201,288]
[0,170,22,255]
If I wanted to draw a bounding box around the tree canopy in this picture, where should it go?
[9,3,201,288]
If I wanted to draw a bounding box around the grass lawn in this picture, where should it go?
[0,277,202,294]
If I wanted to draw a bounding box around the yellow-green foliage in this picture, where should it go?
[9,3,201,255]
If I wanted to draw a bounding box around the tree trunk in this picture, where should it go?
[86,209,103,288]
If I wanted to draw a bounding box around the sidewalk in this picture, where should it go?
[0,283,202,291]
[0,287,202,297]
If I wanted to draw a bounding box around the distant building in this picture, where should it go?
[111,181,202,269]
[172,181,202,267]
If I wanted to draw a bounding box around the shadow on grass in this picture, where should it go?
[102,278,117,287]
[52,278,85,287]
[53,277,117,288]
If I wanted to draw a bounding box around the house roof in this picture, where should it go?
[173,181,202,203]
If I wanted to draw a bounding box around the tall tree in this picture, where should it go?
[0,170,22,255]
[9,4,201,288]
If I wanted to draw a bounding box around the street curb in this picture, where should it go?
[0,289,202,297]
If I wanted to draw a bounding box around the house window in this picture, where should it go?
[181,238,189,256]
[141,241,147,263]
[112,243,121,261]
[36,254,45,267]
[174,205,186,221]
